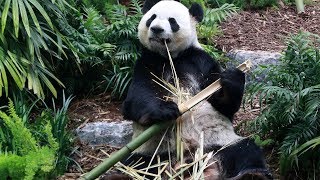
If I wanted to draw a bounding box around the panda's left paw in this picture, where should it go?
[139,101,181,125]
[220,68,245,95]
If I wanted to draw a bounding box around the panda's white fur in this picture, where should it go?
[133,101,243,155]
[138,0,201,58]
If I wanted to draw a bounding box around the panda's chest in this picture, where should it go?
[157,62,201,98]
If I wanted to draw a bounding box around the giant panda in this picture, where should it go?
[117,0,273,179]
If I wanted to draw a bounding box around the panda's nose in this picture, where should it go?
[151,26,164,34]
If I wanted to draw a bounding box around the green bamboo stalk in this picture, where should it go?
[80,121,173,180]
[295,0,304,13]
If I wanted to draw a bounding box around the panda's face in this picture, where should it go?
[138,1,200,57]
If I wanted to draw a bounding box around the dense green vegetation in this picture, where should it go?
[0,0,319,178]
[246,32,320,178]
[0,94,72,179]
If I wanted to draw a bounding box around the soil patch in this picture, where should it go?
[68,94,122,130]
[215,4,320,52]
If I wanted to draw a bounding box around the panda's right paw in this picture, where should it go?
[140,101,181,125]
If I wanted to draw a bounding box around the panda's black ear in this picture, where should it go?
[189,3,203,22]
[142,0,161,14]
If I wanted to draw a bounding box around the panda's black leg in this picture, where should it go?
[217,138,273,180]
[209,68,245,119]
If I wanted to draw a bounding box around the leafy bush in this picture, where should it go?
[103,0,142,98]
[53,0,142,98]
[246,32,320,176]
[0,100,58,179]
[197,3,238,67]
[0,0,79,98]
[0,94,73,179]
[54,4,116,95]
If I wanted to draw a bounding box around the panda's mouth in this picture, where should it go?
[149,38,171,45]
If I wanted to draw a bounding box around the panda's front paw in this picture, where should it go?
[140,101,181,125]
[220,68,245,95]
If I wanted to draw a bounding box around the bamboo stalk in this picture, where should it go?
[80,121,173,180]
[80,60,252,180]
[295,0,304,13]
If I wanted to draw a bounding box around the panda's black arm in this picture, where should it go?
[122,62,180,126]
[208,68,245,120]
[192,51,245,120]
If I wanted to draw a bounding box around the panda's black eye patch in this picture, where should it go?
[169,18,180,32]
[146,14,157,27]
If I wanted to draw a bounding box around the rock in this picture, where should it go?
[227,50,281,68]
[227,50,282,81]
[76,121,133,147]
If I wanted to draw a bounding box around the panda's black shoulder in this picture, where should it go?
[180,46,218,63]
[178,46,222,76]
[131,48,167,79]
[137,48,167,68]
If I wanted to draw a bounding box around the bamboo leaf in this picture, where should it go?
[38,72,57,97]
[28,0,53,29]
[0,56,8,96]
[19,0,31,37]
[24,0,42,35]
[1,0,12,34]
[42,28,67,57]
[39,67,64,87]
[12,0,20,37]
[27,72,33,90]
[3,57,23,90]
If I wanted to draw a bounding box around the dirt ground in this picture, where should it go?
[61,3,320,179]
[215,3,320,52]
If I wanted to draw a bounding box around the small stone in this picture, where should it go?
[76,121,133,147]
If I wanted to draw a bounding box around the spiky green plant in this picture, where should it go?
[246,32,320,176]
[0,0,80,98]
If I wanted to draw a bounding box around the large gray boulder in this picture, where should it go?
[227,50,281,68]
[76,121,133,147]
[227,50,282,81]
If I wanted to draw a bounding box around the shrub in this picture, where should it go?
[0,94,73,179]
[103,0,143,98]
[0,0,79,99]
[246,32,320,176]
[0,100,58,179]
